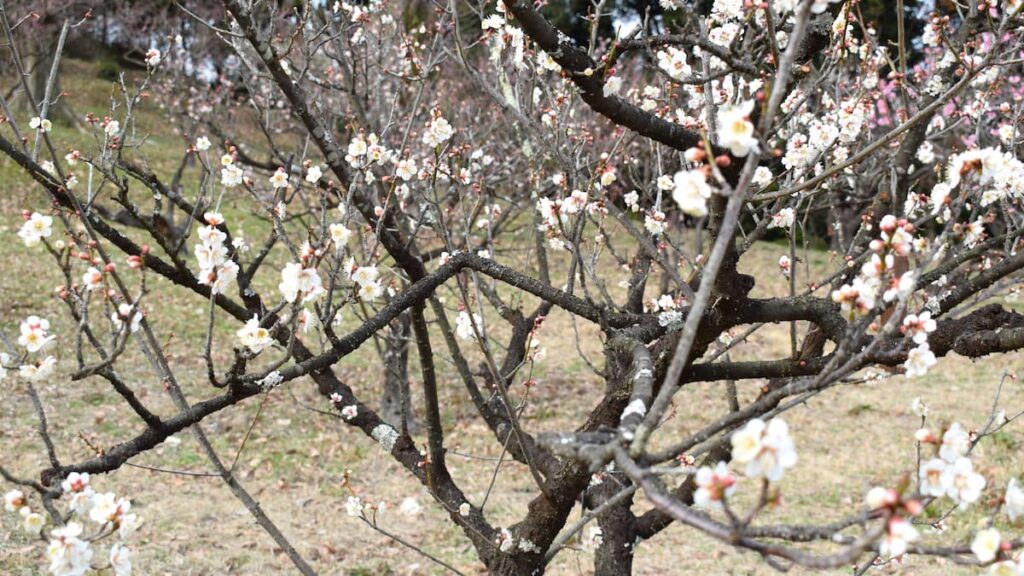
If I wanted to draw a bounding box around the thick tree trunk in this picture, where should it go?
[592,476,638,576]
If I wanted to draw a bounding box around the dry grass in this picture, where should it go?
[1,60,1022,576]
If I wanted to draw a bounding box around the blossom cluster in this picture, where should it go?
[917,422,987,509]
[347,261,382,302]
[6,315,58,382]
[864,400,1024,564]
[455,309,483,340]
[924,147,1024,221]
[194,212,239,294]
[826,214,941,377]
[18,211,53,247]
[692,417,797,511]
[4,472,140,576]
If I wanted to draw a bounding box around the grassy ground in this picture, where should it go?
[1,60,1022,575]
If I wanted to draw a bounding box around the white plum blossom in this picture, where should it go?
[865,486,898,510]
[67,489,94,516]
[89,492,131,525]
[23,511,45,535]
[195,221,237,295]
[237,316,274,354]
[82,267,103,291]
[297,308,318,334]
[350,264,383,303]
[270,167,290,188]
[919,458,947,497]
[972,528,1001,563]
[279,262,324,304]
[716,100,758,157]
[109,543,132,576]
[753,166,773,188]
[144,48,161,66]
[345,496,363,517]
[672,169,712,217]
[347,133,369,159]
[30,116,52,132]
[879,516,919,558]
[656,47,691,81]
[831,277,877,318]
[902,312,937,344]
[45,522,93,576]
[710,0,743,20]
[395,158,417,180]
[305,165,323,183]
[644,210,667,236]
[221,164,244,187]
[329,223,351,247]
[599,168,616,187]
[358,281,383,302]
[5,489,26,512]
[693,461,737,510]
[941,457,987,509]
[19,316,55,352]
[624,190,640,212]
[561,190,588,215]
[194,136,211,151]
[604,75,623,96]
[19,212,53,246]
[730,418,797,482]
[19,356,57,381]
[1005,478,1024,522]
[422,115,454,147]
[768,208,795,230]
[351,265,379,287]
[904,343,936,377]
[778,255,792,277]
[456,310,483,340]
[940,422,970,463]
[118,513,141,541]
[481,14,504,29]
[930,182,951,215]
[782,132,815,170]
[657,174,674,191]
[960,219,985,250]
[61,471,90,494]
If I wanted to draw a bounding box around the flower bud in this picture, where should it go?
[914,428,936,443]
[685,147,707,163]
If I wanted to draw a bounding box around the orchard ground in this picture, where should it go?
[1,60,1022,576]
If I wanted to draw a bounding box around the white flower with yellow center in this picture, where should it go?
[716,100,758,157]
[672,170,712,217]
[971,528,1001,563]
[270,167,290,189]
